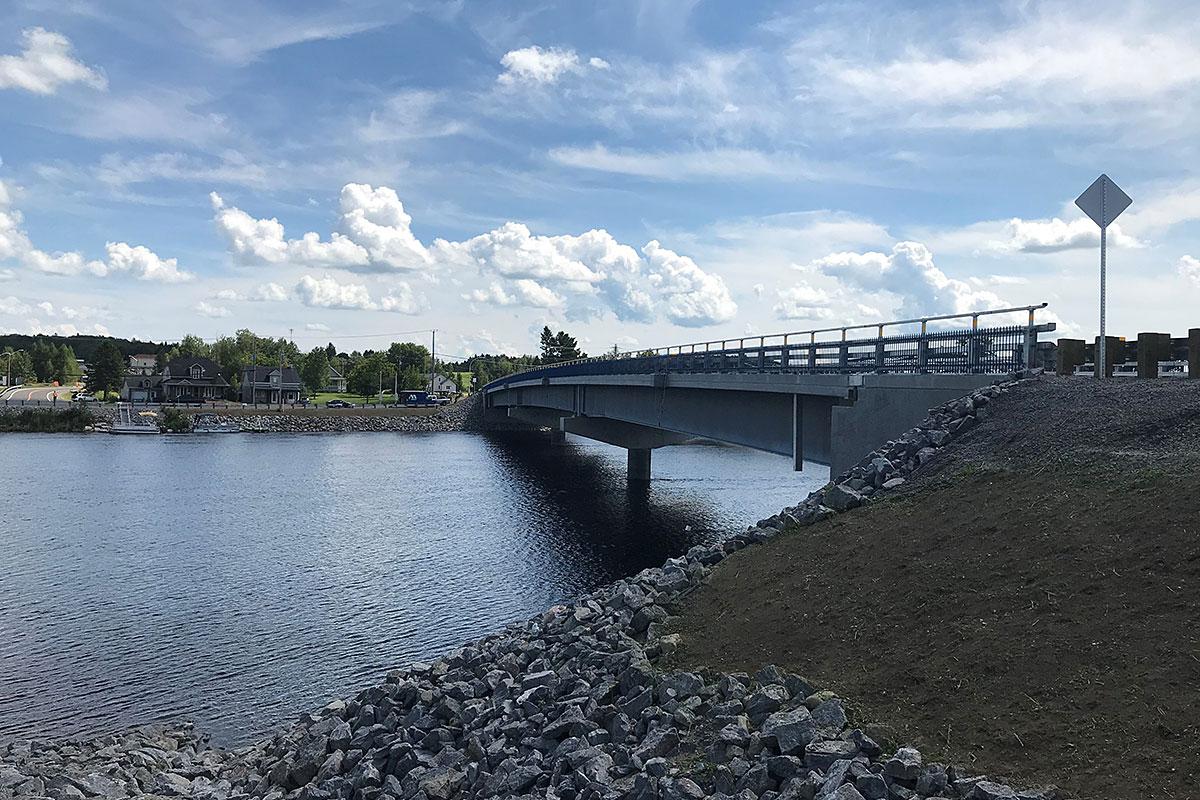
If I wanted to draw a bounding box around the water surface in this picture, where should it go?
[0,431,825,744]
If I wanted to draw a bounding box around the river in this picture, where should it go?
[0,431,826,745]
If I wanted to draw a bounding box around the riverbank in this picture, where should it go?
[0,374,1065,799]
[0,394,497,434]
[671,377,1200,799]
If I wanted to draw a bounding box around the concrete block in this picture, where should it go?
[1136,332,1172,379]
[1056,338,1085,376]
[1190,329,1200,379]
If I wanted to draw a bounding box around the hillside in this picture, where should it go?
[670,377,1200,799]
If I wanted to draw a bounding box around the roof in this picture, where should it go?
[122,375,162,388]
[130,353,157,359]
[161,357,230,386]
[241,364,302,384]
[327,364,345,379]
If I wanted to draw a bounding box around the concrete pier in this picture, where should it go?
[627,448,651,482]
[1191,329,1200,379]
[1136,333,1172,379]
[1056,338,1085,376]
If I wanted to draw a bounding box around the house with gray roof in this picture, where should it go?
[241,365,302,405]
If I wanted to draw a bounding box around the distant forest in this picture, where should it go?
[0,333,174,363]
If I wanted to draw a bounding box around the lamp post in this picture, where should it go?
[1,350,23,398]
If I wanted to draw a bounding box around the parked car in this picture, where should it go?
[326,399,356,408]
[73,393,96,403]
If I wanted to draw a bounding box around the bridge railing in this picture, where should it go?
[488,303,1054,388]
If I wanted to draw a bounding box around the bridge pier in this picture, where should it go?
[627,448,651,482]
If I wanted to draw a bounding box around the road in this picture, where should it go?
[0,385,75,402]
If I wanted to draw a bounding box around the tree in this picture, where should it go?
[387,342,429,373]
[175,334,211,359]
[86,342,126,398]
[325,342,337,361]
[51,344,80,384]
[3,348,34,384]
[347,353,396,400]
[29,337,56,382]
[300,348,330,394]
[539,327,584,363]
[398,365,423,390]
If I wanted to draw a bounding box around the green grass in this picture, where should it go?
[305,391,398,406]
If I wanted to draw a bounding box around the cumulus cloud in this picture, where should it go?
[0,179,190,281]
[214,282,288,302]
[0,28,106,94]
[988,217,1141,253]
[773,285,835,320]
[193,301,231,318]
[1180,255,1200,288]
[104,242,192,283]
[304,322,330,332]
[210,186,428,272]
[808,241,1004,319]
[294,274,424,314]
[497,46,609,85]
[466,279,563,309]
[212,184,736,327]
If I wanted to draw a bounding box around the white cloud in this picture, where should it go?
[193,301,231,318]
[214,184,737,327]
[0,296,32,316]
[104,242,193,283]
[804,7,1200,131]
[213,282,289,302]
[987,217,1141,254]
[294,274,423,314]
[773,285,835,320]
[809,241,1004,319]
[642,241,737,327]
[304,322,330,332]
[1180,255,1200,288]
[0,179,189,282]
[589,57,611,70]
[456,329,518,356]
[498,46,583,85]
[0,28,106,94]
[549,144,841,182]
[466,279,563,309]
[336,183,431,270]
[210,186,428,272]
[96,151,270,189]
[0,268,14,281]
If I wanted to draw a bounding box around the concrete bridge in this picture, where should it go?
[484,305,1054,480]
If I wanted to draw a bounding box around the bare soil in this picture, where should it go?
[671,378,1200,799]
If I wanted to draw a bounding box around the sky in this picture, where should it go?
[1,0,1198,358]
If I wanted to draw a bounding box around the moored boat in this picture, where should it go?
[192,413,240,434]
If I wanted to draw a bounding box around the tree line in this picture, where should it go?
[2,339,80,385]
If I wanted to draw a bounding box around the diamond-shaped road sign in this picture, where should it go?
[1075,174,1132,229]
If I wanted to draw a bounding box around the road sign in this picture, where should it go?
[1075,174,1132,379]
[1075,174,1132,228]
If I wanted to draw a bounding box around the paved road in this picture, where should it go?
[0,385,75,402]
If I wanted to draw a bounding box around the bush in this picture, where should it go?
[0,407,94,432]
[160,408,191,433]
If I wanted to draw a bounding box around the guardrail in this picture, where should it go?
[487,304,1054,388]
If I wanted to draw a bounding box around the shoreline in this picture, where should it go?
[0,376,1053,800]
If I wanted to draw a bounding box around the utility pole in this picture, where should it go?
[429,329,436,392]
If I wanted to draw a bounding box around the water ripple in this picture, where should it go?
[0,431,824,745]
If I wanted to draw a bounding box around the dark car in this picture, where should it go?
[326,399,356,408]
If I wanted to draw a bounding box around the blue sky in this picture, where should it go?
[1,0,1198,356]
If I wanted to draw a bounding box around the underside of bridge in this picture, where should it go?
[485,372,1000,481]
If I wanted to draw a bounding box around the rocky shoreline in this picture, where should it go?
[0,374,1058,800]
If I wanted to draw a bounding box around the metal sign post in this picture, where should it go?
[1075,174,1132,379]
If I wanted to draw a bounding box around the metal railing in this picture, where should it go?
[487,304,1054,388]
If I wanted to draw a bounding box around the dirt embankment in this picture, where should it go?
[671,377,1200,799]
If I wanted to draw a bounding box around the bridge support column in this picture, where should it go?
[792,395,804,471]
[627,448,651,482]
[550,429,567,445]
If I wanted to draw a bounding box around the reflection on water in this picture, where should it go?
[0,431,825,744]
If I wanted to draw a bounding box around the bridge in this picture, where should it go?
[482,305,1054,480]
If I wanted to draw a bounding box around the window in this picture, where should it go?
[271,375,278,384]
[190,365,202,379]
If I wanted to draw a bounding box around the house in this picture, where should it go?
[120,375,163,403]
[160,357,230,402]
[241,365,303,404]
[323,364,347,393]
[128,354,157,375]
[429,373,459,394]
